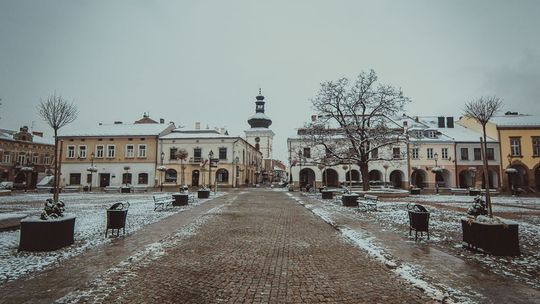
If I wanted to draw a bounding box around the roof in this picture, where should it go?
[490,114,540,127]
[0,128,54,145]
[59,123,173,137]
[160,128,234,139]
[407,116,496,142]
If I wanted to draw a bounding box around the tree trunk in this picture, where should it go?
[358,161,370,191]
[53,129,59,203]
[481,128,493,217]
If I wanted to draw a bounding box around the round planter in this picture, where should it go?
[342,194,359,207]
[19,215,76,251]
[321,190,333,200]
[172,193,189,206]
[198,190,210,199]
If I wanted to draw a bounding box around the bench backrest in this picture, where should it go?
[153,195,171,201]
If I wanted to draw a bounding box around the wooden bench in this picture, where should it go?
[153,194,174,211]
[133,186,148,193]
[360,194,378,211]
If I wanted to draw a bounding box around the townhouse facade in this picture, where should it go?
[159,126,263,188]
[58,115,175,188]
[0,126,55,189]
[459,113,540,192]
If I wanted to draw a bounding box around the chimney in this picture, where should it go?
[195,122,201,130]
[114,121,122,125]
[446,117,454,128]
[159,118,165,124]
[311,115,317,122]
[437,116,445,128]
[220,128,225,134]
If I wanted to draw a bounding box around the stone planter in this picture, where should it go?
[198,190,210,199]
[461,218,520,256]
[172,193,189,206]
[469,189,481,196]
[321,190,333,200]
[19,215,76,251]
[121,187,131,194]
[410,188,421,195]
[342,194,359,207]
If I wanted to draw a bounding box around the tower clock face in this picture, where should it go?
[255,137,260,143]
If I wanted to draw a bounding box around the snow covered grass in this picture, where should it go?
[0,191,223,285]
[295,192,540,292]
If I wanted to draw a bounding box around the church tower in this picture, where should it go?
[245,89,274,159]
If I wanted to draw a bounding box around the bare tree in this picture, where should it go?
[37,94,78,202]
[463,96,503,217]
[300,70,410,191]
[176,148,189,186]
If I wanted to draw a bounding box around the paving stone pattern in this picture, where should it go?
[94,190,430,303]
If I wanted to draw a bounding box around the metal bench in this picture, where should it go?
[153,194,174,211]
[360,194,378,211]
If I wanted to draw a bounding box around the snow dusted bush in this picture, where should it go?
[40,199,65,220]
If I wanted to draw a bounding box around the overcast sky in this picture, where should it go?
[1,0,539,161]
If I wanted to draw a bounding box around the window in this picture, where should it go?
[126,145,134,158]
[96,145,104,158]
[486,148,495,161]
[411,148,419,159]
[107,145,115,158]
[69,173,81,185]
[303,147,311,159]
[2,151,10,163]
[216,168,229,183]
[67,145,76,158]
[32,153,39,164]
[169,147,177,160]
[441,148,448,159]
[392,147,401,159]
[427,148,434,159]
[43,154,50,165]
[371,148,379,159]
[138,173,148,184]
[122,173,132,185]
[165,169,177,183]
[510,137,521,156]
[533,137,540,156]
[78,145,87,158]
[18,152,26,164]
[426,130,437,138]
[193,148,202,162]
[460,148,469,161]
[473,148,482,160]
[138,144,147,158]
[219,147,227,160]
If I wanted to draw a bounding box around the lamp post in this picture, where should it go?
[233,156,239,188]
[88,152,96,192]
[433,152,439,194]
[298,150,303,190]
[208,150,214,190]
[159,151,165,192]
[383,162,390,188]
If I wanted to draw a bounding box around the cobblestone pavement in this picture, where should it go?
[54,190,432,304]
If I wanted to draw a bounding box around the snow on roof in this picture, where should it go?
[409,116,496,142]
[0,129,53,145]
[59,123,172,137]
[160,128,234,139]
[248,113,272,120]
[490,114,540,127]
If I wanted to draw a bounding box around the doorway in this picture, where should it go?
[99,173,110,188]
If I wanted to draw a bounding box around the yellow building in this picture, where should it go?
[58,115,175,189]
[459,114,540,192]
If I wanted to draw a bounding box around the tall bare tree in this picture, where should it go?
[37,94,78,202]
[301,70,410,191]
[463,96,503,217]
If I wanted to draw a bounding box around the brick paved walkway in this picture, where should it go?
[1,190,432,303]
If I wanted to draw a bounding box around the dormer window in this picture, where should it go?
[425,130,437,138]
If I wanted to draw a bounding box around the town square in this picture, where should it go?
[1,1,539,303]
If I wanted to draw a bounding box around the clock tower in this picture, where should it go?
[245,89,274,159]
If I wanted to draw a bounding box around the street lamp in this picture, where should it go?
[233,156,239,188]
[298,150,303,190]
[86,152,96,192]
[208,150,214,191]
[158,151,165,192]
[432,152,440,194]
